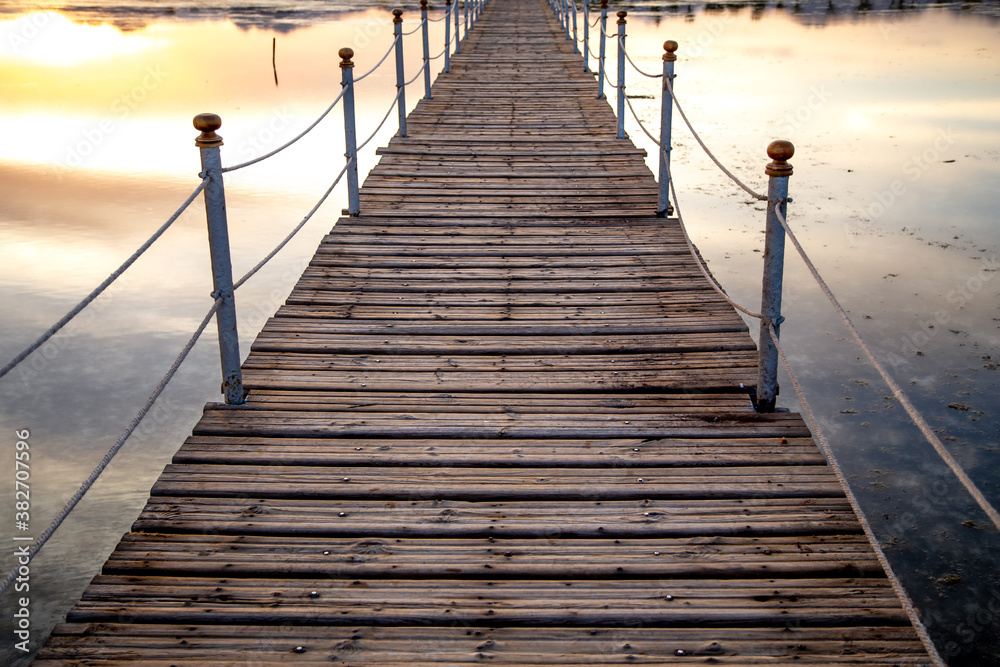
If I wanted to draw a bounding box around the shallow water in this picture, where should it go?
[1,1,998,663]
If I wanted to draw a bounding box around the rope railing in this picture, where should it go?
[221,91,345,173]
[619,36,663,78]
[357,89,405,154]
[234,163,350,290]
[663,72,767,201]
[402,19,426,35]
[354,35,401,83]
[664,155,763,320]
[0,177,208,381]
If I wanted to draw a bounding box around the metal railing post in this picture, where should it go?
[583,0,590,71]
[420,0,432,99]
[464,0,470,40]
[616,11,627,139]
[392,10,407,138]
[340,48,360,216]
[445,0,452,73]
[658,40,677,217]
[597,0,608,99]
[193,113,246,405]
[757,140,794,413]
[571,0,579,54]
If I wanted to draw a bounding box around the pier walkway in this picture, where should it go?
[37,0,933,662]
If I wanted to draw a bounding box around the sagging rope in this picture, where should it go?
[357,89,404,154]
[0,297,222,599]
[664,153,763,320]
[619,36,663,79]
[235,163,349,290]
[402,19,426,36]
[773,206,1000,531]
[222,90,345,173]
[354,35,401,83]
[0,177,209,381]
[663,73,766,201]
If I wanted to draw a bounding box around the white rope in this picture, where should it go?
[354,35,401,83]
[430,44,448,60]
[768,323,945,667]
[620,38,663,78]
[404,60,428,87]
[665,154,763,320]
[773,206,1000,531]
[0,298,221,599]
[664,74,766,201]
[624,93,660,146]
[222,90,345,173]
[357,89,404,154]
[427,13,450,22]
[590,15,602,27]
[0,177,208,381]
[234,163,349,290]
[402,20,425,36]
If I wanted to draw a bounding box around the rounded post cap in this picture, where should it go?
[765,139,794,177]
[393,8,403,21]
[420,0,428,9]
[600,0,608,7]
[339,47,354,69]
[193,113,223,147]
[616,10,627,24]
[663,40,678,62]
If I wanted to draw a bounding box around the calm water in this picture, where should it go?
[0,1,998,664]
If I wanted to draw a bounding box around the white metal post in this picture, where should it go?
[340,48,360,216]
[445,0,452,73]
[597,0,607,99]
[392,10,407,138]
[455,0,462,53]
[420,0,432,99]
[658,40,677,217]
[757,140,794,413]
[571,0,579,54]
[193,113,246,405]
[583,0,589,72]
[616,11,626,140]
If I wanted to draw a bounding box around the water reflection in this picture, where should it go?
[0,2,998,665]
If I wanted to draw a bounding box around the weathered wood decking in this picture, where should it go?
[37,0,933,663]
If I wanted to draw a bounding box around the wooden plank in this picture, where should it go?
[132,497,865,538]
[36,624,930,665]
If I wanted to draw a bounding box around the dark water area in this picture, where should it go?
[0,0,998,664]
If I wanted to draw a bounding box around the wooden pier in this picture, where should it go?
[37,0,933,663]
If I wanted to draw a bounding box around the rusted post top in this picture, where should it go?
[393,8,403,21]
[663,40,678,62]
[339,47,354,69]
[765,140,794,177]
[600,0,607,7]
[616,10,627,24]
[193,113,223,147]
[446,0,451,5]
[420,0,427,8]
